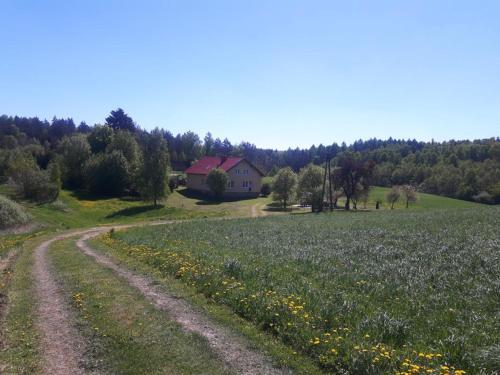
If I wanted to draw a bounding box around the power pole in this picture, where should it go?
[328,160,333,211]
[320,154,328,212]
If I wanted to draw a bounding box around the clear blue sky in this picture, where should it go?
[1,1,499,149]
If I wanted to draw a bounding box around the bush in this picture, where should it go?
[260,182,271,197]
[0,194,31,229]
[472,191,493,204]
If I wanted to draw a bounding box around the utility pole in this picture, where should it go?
[328,160,333,211]
[320,154,328,212]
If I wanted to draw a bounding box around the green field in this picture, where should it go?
[98,206,499,374]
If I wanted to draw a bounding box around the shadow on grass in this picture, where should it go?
[69,190,142,202]
[106,204,165,218]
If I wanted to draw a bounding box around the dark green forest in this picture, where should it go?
[1,109,499,204]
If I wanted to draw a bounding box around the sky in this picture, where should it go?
[1,0,499,149]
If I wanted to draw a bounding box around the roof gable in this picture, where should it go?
[185,156,264,176]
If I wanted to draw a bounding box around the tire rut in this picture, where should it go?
[76,230,286,375]
[33,230,92,375]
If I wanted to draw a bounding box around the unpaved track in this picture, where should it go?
[76,230,284,375]
[33,230,92,375]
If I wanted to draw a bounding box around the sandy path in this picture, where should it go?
[76,230,284,375]
[251,203,268,218]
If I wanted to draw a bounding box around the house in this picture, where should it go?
[185,156,264,197]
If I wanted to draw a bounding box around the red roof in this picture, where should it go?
[185,156,263,175]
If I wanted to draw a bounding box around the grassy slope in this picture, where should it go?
[369,187,477,209]
[166,187,274,217]
[105,206,499,374]
[49,239,230,375]
[27,190,219,230]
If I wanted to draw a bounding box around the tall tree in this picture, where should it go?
[139,129,170,207]
[203,132,215,156]
[105,108,136,132]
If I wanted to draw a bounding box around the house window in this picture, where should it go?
[235,169,240,174]
[242,180,253,188]
[227,180,234,188]
[243,169,249,174]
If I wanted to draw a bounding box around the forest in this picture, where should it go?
[1,109,499,204]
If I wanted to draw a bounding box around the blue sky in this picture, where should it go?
[1,1,499,149]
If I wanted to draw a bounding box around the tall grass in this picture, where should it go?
[101,207,499,374]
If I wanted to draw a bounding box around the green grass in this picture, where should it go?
[166,187,275,217]
[26,190,219,230]
[0,237,41,374]
[100,207,500,374]
[89,233,322,375]
[49,239,231,375]
[368,187,478,209]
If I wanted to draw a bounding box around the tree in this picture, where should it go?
[105,108,136,132]
[139,129,170,207]
[297,164,324,212]
[48,160,61,199]
[203,132,215,156]
[401,184,418,208]
[180,131,203,162]
[84,151,129,196]
[77,121,91,133]
[260,182,272,197]
[272,167,297,209]
[88,125,113,153]
[58,134,91,188]
[107,130,142,185]
[386,186,401,209]
[333,152,375,210]
[206,168,229,198]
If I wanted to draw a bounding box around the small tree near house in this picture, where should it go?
[207,168,229,199]
[386,186,401,209]
[272,167,297,209]
[401,184,418,208]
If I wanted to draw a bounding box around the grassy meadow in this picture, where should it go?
[96,206,499,374]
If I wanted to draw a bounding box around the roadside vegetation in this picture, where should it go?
[97,207,499,374]
[0,194,31,230]
[48,239,231,375]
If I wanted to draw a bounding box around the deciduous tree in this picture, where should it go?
[386,186,401,209]
[139,129,170,207]
[272,167,297,209]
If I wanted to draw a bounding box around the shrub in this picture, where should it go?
[260,182,271,197]
[0,194,31,229]
[472,191,493,204]
[206,168,229,198]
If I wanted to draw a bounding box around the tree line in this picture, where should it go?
[1,109,499,204]
[0,109,170,206]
